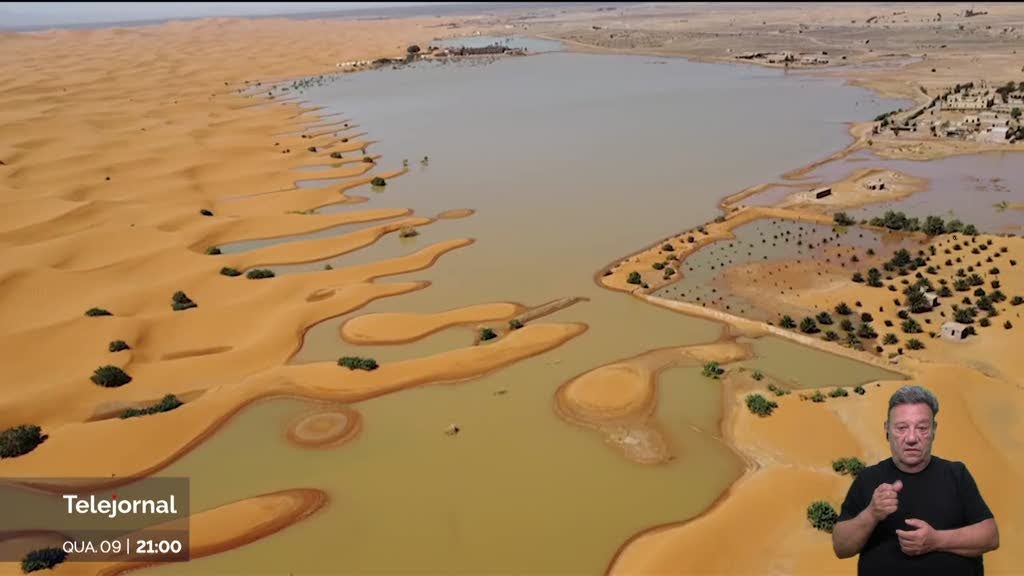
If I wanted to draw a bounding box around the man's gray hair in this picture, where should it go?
[887,385,939,421]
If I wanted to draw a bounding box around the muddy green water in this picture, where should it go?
[144,47,907,575]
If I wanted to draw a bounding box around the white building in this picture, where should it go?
[941,322,970,340]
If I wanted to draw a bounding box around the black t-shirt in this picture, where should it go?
[838,456,994,575]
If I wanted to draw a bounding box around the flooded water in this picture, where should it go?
[653,218,925,319]
[751,149,1024,233]
[146,45,909,575]
[736,335,903,390]
[434,34,565,54]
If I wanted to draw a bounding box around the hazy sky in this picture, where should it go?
[0,2,452,28]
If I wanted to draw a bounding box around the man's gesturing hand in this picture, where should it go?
[896,518,938,556]
[868,479,902,522]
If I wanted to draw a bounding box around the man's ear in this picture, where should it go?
[884,420,889,440]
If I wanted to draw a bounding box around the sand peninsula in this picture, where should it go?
[1,3,1022,576]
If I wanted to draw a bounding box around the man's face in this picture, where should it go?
[886,403,936,468]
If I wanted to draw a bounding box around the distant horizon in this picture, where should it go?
[0,2,466,30]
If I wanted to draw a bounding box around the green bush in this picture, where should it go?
[702,361,725,379]
[907,338,925,350]
[21,547,67,573]
[627,271,642,285]
[337,356,379,371]
[199,209,214,217]
[172,291,197,311]
[954,308,974,324]
[1005,321,1013,330]
[816,312,834,325]
[867,268,884,287]
[0,425,44,459]
[652,262,665,270]
[832,457,866,477]
[852,272,864,283]
[833,212,856,226]
[205,246,222,255]
[1012,296,1023,306]
[901,318,922,333]
[810,390,826,403]
[780,315,797,329]
[108,340,130,353]
[480,328,498,341]
[370,176,387,187]
[835,302,852,315]
[85,307,112,317]
[979,317,991,327]
[840,318,855,332]
[220,267,242,277]
[824,330,839,341]
[854,385,866,395]
[662,243,675,252]
[330,151,344,159]
[807,501,839,533]
[509,319,524,330]
[882,333,898,345]
[752,370,764,381]
[745,393,778,417]
[246,269,275,280]
[91,365,132,388]
[829,387,849,398]
[767,383,790,396]
[121,395,183,419]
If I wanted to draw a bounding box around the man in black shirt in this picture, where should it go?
[832,385,999,574]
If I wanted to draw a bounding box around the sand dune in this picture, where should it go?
[340,302,523,344]
[556,339,751,464]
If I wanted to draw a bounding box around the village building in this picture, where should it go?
[941,322,970,340]
[941,93,993,111]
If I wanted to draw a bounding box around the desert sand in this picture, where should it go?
[2,3,1023,575]
[0,13,594,572]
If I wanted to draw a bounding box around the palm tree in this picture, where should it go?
[906,289,930,313]
[800,317,820,334]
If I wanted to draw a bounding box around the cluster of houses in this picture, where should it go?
[875,80,1024,143]
[735,51,830,66]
